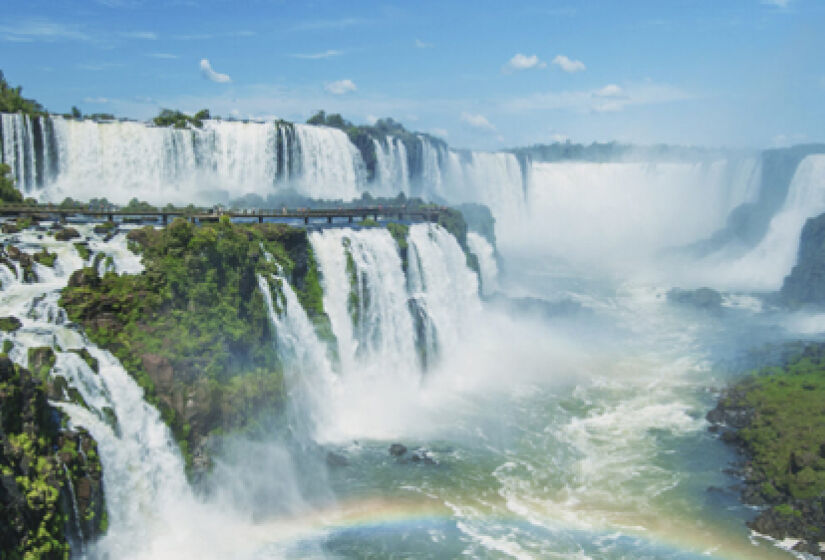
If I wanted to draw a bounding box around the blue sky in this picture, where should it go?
[1,0,823,150]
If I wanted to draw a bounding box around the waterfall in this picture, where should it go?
[521,157,763,266]
[257,259,336,437]
[467,232,498,296]
[407,223,481,358]
[310,227,418,375]
[1,113,39,192]
[702,154,825,290]
[372,136,410,195]
[292,124,364,200]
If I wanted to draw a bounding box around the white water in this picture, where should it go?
[372,136,410,195]
[466,232,498,296]
[520,158,762,270]
[694,154,825,291]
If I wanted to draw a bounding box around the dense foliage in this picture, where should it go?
[60,220,324,471]
[710,342,825,554]
[152,108,210,129]
[0,164,23,205]
[0,355,106,558]
[0,71,46,116]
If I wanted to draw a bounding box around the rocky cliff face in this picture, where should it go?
[781,212,825,307]
[0,355,106,558]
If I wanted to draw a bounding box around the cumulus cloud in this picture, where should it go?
[325,79,357,95]
[200,59,231,83]
[415,39,433,48]
[291,49,343,59]
[595,84,624,97]
[504,53,546,72]
[552,54,586,73]
[461,112,496,130]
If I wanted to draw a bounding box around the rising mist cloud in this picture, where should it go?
[200,59,231,83]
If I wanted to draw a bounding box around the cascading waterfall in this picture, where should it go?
[407,223,482,358]
[521,157,763,267]
[310,227,419,375]
[372,136,410,196]
[292,124,364,200]
[698,154,825,291]
[466,232,498,297]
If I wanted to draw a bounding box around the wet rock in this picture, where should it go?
[326,451,349,467]
[67,267,100,288]
[55,227,80,241]
[409,449,437,465]
[1,222,19,234]
[389,443,407,457]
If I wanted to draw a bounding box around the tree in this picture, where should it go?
[0,163,23,204]
[0,70,46,116]
[71,106,82,119]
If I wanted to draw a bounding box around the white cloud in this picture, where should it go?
[503,82,691,114]
[429,128,448,138]
[549,133,569,143]
[325,79,357,95]
[291,49,343,60]
[504,53,546,72]
[415,39,433,49]
[365,115,378,125]
[84,97,110,104]
[120,30,157,40]
[148,52,178,59]
[595,84,624,97]
[200,59,231,83]
[0,19,90,42]
[461,112,495,130]
[552,54,586,73]
[762,0,791,7]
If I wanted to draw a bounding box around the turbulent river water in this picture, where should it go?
[2,116,825,559]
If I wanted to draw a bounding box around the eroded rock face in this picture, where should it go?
[0,356,106,557]
[782,212,825,307]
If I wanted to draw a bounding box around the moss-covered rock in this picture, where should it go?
[54,227,80,241]
[708,342,825,555]
[32,248,57,268]
[60,220,326,475]
[0,356,106,558]
[27,347,56,381]
[5,246,36,283]
[0,316,22,333]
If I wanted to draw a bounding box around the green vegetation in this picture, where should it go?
[60,219,327,472]
[153,108,210,129]
[0,71,46,116]
[0,163,24,205]
[32,248,57,268]
[74,243,91,260]
[0,356,106,558]
[0,316,22,333]
[713,342,825,551]
[737,346,825,500]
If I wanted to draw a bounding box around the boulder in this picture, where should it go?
[55,227,80,241]
[389,443,407,457]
